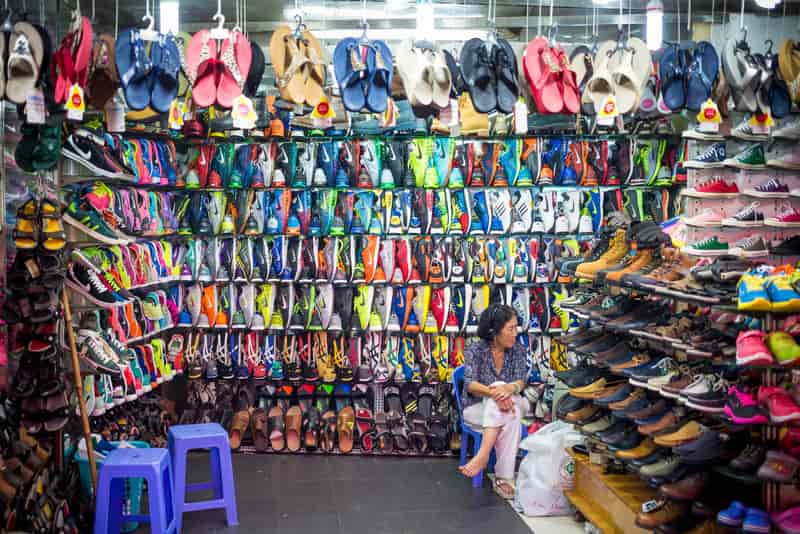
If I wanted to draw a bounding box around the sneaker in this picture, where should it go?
[684,208,724,227]
[766,332,800,365]
[731,117,769,141]
[684,143,726,168]
[766,206,800,227]
[773,118,800,140]
[729,235,769,258]
[738,269,771,311]
[77,330,122,373]
[681,236,729,256]
[62,128,133,179]
[723,144,767,169]
[736,330,773,365]
[772,236,800,255]
[66,263,126,307]
[766,144,800,170]
[682,126,725,141]
[743,178,790,198]
[683,177,739,198]
[721,202,765,227]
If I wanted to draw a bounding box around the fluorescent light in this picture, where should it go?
[311,28,486,41]
[284,5,391,19]
[160,0,179,34]
[416,0,434,35]
[646,0,663,50]
[592,0,613,4]
[386,0,408,11]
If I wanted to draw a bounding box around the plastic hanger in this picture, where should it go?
[139,0,159,41]
[358,20,370,45]
[210,0,229,41]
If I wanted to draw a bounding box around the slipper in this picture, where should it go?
[301,30,326,106]
[494,38,519,114]
[174,31,192,96]
[321,410,337,452]
[462,37,497,113]
[334,37,367,112]
[150,34,181,113]
[659,43,685,110]
[187,29,218,108]
[6,22,44,105]
[686,41,719,111]
[303,407,321,451]
[397,39,434,108]
[430,48,452,110]
[778,39,800,103]
[115,28,153,111]
[523,37,561,114]
[250,407,269,452]
[267,405,285,451]
[74,16,93,88]
[723,37,759,111]
[285,405,302,452]
[272,27,308,105]
[228,408,250,450]
[374,412,394,453]
[587,42,619,114]
[556,46,580,114]
[216,30,250,108]
[337,406,355,453]
[612,48,641,114]
[494,478,515,500]
[570,45,594,114]
[444,49,466,97]
[86,34,119,109]
[244,39,265,98]
[365,40,393,113]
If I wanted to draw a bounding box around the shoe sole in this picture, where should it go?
[742,190,790,198]
[684,400,725,413]
[682,191,739,198]
[767,161,800,170]
[63,213,131,245]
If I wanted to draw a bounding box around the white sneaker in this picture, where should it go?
[509,189,533,233]
[536,191,555,233]
[773,118,800,140]
[731,117,768,141]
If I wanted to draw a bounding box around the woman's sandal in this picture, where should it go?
[228,409,250,450]
[493,478,515,500]
[250,408,269,452]
[267,405,285,451]
[320,410,337,453]
[303,407,321,452]
[285,405,303,452]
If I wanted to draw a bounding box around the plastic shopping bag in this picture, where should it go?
[514,420,582,517]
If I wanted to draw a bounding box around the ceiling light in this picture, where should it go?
[592,0,613,4]
[754,0,780,8]
[646,0,663,50]
[160,0,179,34]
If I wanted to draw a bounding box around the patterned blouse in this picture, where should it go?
[462,339,529,408]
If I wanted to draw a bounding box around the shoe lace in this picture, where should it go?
[87,269,111,294]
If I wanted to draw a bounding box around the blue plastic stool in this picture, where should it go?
[168,423,238,532]
[452,365,529,488]
[93,447,177,534]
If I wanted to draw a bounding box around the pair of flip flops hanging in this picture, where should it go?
[584,37,651,116]
[460,37,518,114]
[270,25,326,107]
[523,36,579,114]
[52,16,92,105]
[720,35,791,116]
[187,28,251,109]
[396,39,451,113]
[659,41,719,112]
[115,30,181,113]
[334,37,393,113]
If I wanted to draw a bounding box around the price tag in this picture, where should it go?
[65,84,85,121]
[25,89,45,124]
[231,95,257,130]
[106,99,125,132]
[168,99,185,130]
[311,96,335,128]
[597,95,618,126]
[641,500,661,513]
[749,111,773,134]
[514,99,528,134]
[696,99,721,133]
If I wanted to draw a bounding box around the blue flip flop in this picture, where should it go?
[686,41,719,111]
[115,28,152,111]
[333,37,367,112]
[149,34,181,113]
[364,39,393,113]
[659,43,685,110]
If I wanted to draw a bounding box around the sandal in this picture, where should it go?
[493,478,515,500]
[320,410,337,453]
[250,408,268,452]
[12,199,38,250]
[228,408,250,450]
[303,407,321,451]
[285,405,302,452]
[374,413,394,454]
[267,405,285,451]
[336,406,355,454]
[353,384,375,452]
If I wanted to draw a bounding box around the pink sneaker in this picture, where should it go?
[766,206,800,227]
[736,330,774,365]
[724,386,769,424]
[758,386,800,423]
[684,208,724,227]
[772,506,800,534]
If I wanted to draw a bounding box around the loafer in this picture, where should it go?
[673,429,724,464]
[659,471,708,500]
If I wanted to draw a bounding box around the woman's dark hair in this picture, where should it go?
[477,304,516,342]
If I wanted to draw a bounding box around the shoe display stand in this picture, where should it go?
[59,125,684,456]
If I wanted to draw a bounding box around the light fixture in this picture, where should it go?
[591,0,612,5]
[646,0,663,51]
[160,0,180,34]
[385,0,408,12]
[416,0,434,35]
[754,0,780,8]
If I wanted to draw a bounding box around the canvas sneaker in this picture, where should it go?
[730,117,769,141]
[681,236,729,256]
[682,126,725,141]
[766,144,800,170]
[684,143,726,168]
[684,208,724,227]
[773,118,800,140]
[729,235,769,258]
[766,206,800,227]
[683,177,739,198]
[723,144,766,169]
[721,202,765,227]
[743,178,790,198]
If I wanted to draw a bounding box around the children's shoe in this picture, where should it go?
[718,501,747,528]
[738,269,772,312]
[735,330,774,366]
[766,332,800,365]
[742,508,771,534]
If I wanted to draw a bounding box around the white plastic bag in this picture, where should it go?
[514,421,582,517]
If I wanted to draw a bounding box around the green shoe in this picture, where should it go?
[724,144,766,169]
[409,138,432,188]
[766,332,800,365]
[681,236,729,256]
[14,123,39,172]
[354,286,372,331]
[32,123,62,171]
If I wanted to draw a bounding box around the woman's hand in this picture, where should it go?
[496,398,514,412]
[490,383,516,402]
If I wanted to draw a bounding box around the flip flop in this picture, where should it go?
[150,33,181,113]
[444,49,466,97]
[244,39,265,98]
[174,31,192,96]
[585,40,616,112]
[86,34,119,109]
[686,41,719,111]
[217,31,250,108]
[723,37,759,111]
[570,45,594,114]
[462,37,497,113]
[285,405,302,452]
[275,29,309,105]
[612,48,641,114]
[778,39,800,104]
[337,406,355,453]
[523,37,562,114]
[6,22,43,105]
[268,405,285,451]
[334,37,367,112]
[228,408,250,450]
[365,40,393,113]
[659,43,685,110]
[74,16,93,87]
[250,407,269,452]
[115,28,153,111]
[767,55,791,118]
[557,46,580,113]
[397,39,434,107]
[187,29,218,107]
[430,48,452,109]
[301,30,326,106]
[494,38,519,114]
[303,407,321,451]
[321,410,337,452]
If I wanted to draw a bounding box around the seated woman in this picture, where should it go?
[459,304,529,499]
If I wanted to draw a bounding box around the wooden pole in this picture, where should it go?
[61,288,97,492]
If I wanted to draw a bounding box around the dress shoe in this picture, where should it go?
[616,439,658,460]
[659,471,708,500]
[654,421,704,447]
[636,500,688,529]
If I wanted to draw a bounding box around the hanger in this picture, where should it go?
[546,22,558,46]
[735,27,749,51]
[139,2,159,41]
[210,0,229,40]
[292,13,306,40]
[358,20,370,45]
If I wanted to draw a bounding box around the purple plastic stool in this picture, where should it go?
[93,447,177,534]
[168,423,238,532]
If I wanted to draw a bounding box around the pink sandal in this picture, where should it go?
[523,37,563,114]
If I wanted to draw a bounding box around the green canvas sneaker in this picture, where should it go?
[681,236,729,256]
[724,144,766,169]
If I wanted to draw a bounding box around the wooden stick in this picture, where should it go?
[61,288,98,492]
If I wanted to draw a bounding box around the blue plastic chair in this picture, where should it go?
[452,365,529,488]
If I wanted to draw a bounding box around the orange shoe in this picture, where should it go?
[575,228,629,280]
[362,235,380,283]
[200,285,217,328]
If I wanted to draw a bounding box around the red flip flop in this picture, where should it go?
[558,47,580,113]
[523,37,563,114]
[186,30,218,107]
[72,16,93,88]
[216,31,250,108]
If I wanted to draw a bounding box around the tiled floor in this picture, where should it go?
[172,453,571,534]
